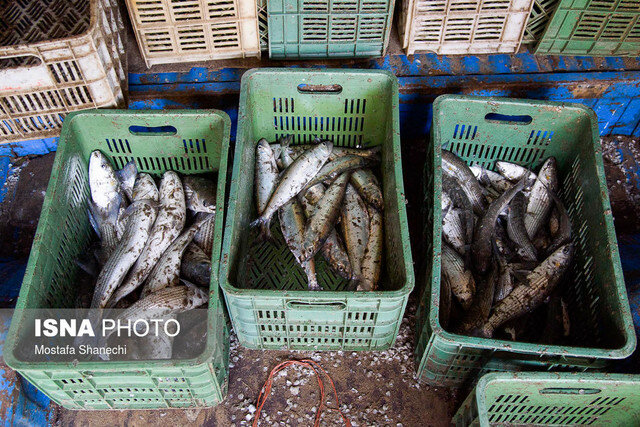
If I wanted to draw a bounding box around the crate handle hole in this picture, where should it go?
[540,388,601,395]
[297,84,342,94]
[285,301,347,311]
[485,113,532,125]
[0,54,42,68]
[129,125,177,135]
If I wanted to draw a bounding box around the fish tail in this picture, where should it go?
[479,325,493,338]
[347,275,362,291]
[250,216,272,241]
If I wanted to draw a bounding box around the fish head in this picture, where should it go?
[133,173,159,202]
[89,151,120,207]
[319,141,333,155]
[257,138,271,153]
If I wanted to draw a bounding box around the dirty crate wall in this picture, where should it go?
[414,95,635,388]
[219,69,414,351]
[4,110,230,410]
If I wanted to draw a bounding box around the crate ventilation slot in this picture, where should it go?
[106,138,132,154]
[183,138,208,153]
[452,124,477,140]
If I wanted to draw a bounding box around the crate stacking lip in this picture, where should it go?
[536,0,640,56]
[399,0,535,55]
[415,95,636,388]
[267,0,395,58]
[219,68,414,351]
[452,372,640,426]
[125,0,261,67]
[0,0,126,145]
[4,110,231,410]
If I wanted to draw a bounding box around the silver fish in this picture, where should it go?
[340,183,370,289]
[545,189,572,256]
[480,244,574,338]
[90,200,157,309]
[494,254,514,304]
[115,160,138,202]
[470,165,512,194]
[272,143,381,164]
[131,173,159,202]
[302,155,376,192]
[141,213,215,297]
[442,175,474,245]
[193,211,216,256]
[441,191,452,218]
[350,169,383,211]
[88,151,124,259]
[255,138,280,216]
[472,178,526,274]
[280,197,319,290]
[302,173,351,261]
[108,171,186,307]
[443,208,467,255]
[441,242,475,310]
[183,175,216,214]
[180,243,212,286]
[455,259,498,334]
[507,192,538,262]
[359,205,383,291]
[252,141,333,239]
[441,150,487,215]
[495,161,537,182]
[525,157,558,238]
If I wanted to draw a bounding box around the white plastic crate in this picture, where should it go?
[0,0,127,144]
[125,0,261,67]
[399,0,535,55]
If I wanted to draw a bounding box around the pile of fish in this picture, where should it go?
[80,150,217,359]
[253,136,384,291]
[439,150,574,344]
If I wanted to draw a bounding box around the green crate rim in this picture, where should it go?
[219,67,414,299]
[4,109,231,374]
[417,94,636,373]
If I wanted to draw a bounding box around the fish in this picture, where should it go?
[441,150,487,214]
[495,161,537,182]
[302,173,351,261]
[183,175,217,214]
[280,197,319,290]
[545,189,572,256]
[442,175,474,245]
[442,208,467,255]
[131,173,159,202]
[88,151,124,260]
[439,269,453,329]
[193,211,216,256]
[302,155,376,192]
[108,171,186,307]
[441,242,475,310]
[471,178,527,274]
[180,243,212,286]
[441,191,452,218]
[549,207,560,237]
[115,160,137,202]
[272,143,381,163]
[350,169,383,211]
[255,138,280,216]
[141,214,215,298]
[506,192,538,262]
[90,200,158,309]
[340,183,370,289]
[525,157,558,238]
[480,244,574,338]
[470,165,512,194]
[359,205,383,291]
[494,251,515,304]
[455,258,498,334]
[251,141,333,239]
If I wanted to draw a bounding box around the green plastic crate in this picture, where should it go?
[267,0,394,58]
[415,95,636,388]
[4,110,231,410]
[452,372,640,426]
[536,0,640,56]
[219,68,414,351]
[523,0,560,45]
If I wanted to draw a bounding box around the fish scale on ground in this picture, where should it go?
[440,150,574,343]
[251,137,384,291]
[82,150,217,360]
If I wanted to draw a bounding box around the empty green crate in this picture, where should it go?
[219,68,414,351]
[415,95,636,388]
[267,0,394,58]
[453,372,640,426]
[4,110,231,410]
[523,0,560,45]
[536,0,640,56]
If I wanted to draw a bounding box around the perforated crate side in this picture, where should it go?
[4,110,231,410]
[0,0,127,144]
[220,69,414,350]
[267,0,395,58]
[401,0,535,55]
[414,95,635,388]
[536,0,640,56]
[522,0,560,44]
[125,0,261,67]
